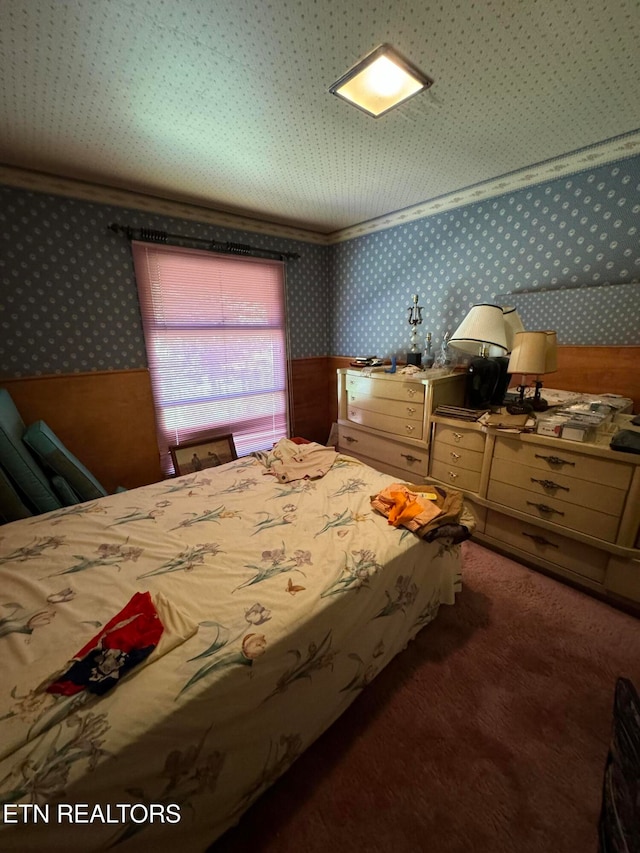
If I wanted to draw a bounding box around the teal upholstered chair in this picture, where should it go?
[24,420,108,503]
[0,464,33,523]
[0,388,118,524]
[0,388,62,516]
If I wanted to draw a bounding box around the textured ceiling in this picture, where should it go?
[1,0,639,236]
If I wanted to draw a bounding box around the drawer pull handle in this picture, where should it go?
[405,425,415,433]
[406,406,416,415]
[522,532,559,549]
[447,471,459,480]
[531,477,569,492]
[401,453,422,463]
[406,388,417,397]
[345,436,358,444]
[535,453,575,467]
[449,451,461,461]
[453,432,463,442]
[526,501,564,517]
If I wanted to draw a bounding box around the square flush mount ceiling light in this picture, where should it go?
[330,43,434,118]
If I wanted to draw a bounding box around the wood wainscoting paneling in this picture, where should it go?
[510,347,639,413]
[5,349,630,498]
[289,357,353,445]
[289,357,332,444]
[552,346,640,413]
[293,347,639,449]
[1,369,162,493]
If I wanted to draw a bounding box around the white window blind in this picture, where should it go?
[132,241,290,474]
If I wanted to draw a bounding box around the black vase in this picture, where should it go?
[490,356,511,406]
[466,356,502,409]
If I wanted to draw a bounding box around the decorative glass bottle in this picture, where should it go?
[423,332,434,369]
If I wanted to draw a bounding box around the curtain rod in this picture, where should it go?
[108,223,300,261]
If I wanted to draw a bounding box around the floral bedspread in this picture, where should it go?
[0,449,462,851]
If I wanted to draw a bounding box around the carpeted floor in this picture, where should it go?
[212,541,640,853]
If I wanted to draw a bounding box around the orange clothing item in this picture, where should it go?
[371,484,442,530]
[386,488,426,527]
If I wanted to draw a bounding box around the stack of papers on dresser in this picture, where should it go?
[555,402,615,426]
[539,388,583,407]
[543,390,633,412]
[555,395,632,422]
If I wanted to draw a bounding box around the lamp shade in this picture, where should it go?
[507,331,548,375]
[449,304,508,355]
[487,306,525,356]
[543,330,558,374]
[503,307,525,351]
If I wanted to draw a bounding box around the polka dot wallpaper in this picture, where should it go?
[0,187,330,376]
[1,153,638,378]
[332,156,640,359]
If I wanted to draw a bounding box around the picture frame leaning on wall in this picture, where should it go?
[169,433,237,476]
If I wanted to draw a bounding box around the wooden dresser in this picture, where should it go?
[428,415,640,608]
[336,369,465,480]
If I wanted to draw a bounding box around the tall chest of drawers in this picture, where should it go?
[428,415,640,609]
[336,369,465,481]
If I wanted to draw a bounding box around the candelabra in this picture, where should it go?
[406,294,423,365]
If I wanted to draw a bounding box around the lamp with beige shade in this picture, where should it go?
[532,331,558,411]
[448,303,509,408]
[507,330,558,414]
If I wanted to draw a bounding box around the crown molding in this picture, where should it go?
[327,130,640,243]
[2,130,639,248]
[0,165,331,246]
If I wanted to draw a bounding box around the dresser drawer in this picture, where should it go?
[347,406,423,440]
[347,392,423,422]
[434,424,486,453]
[487,480,620,542]
[489,457,627,516]
[494,436,633,490]
[606,554,640,603]
[338,425,428,477]
[346,375,425,404]
[432,440,484,473]
[484,510,608,583]
[430,459,482,492]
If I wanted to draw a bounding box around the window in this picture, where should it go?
[132,242,289,474]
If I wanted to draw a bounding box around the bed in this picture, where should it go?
[0,442,465,851]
